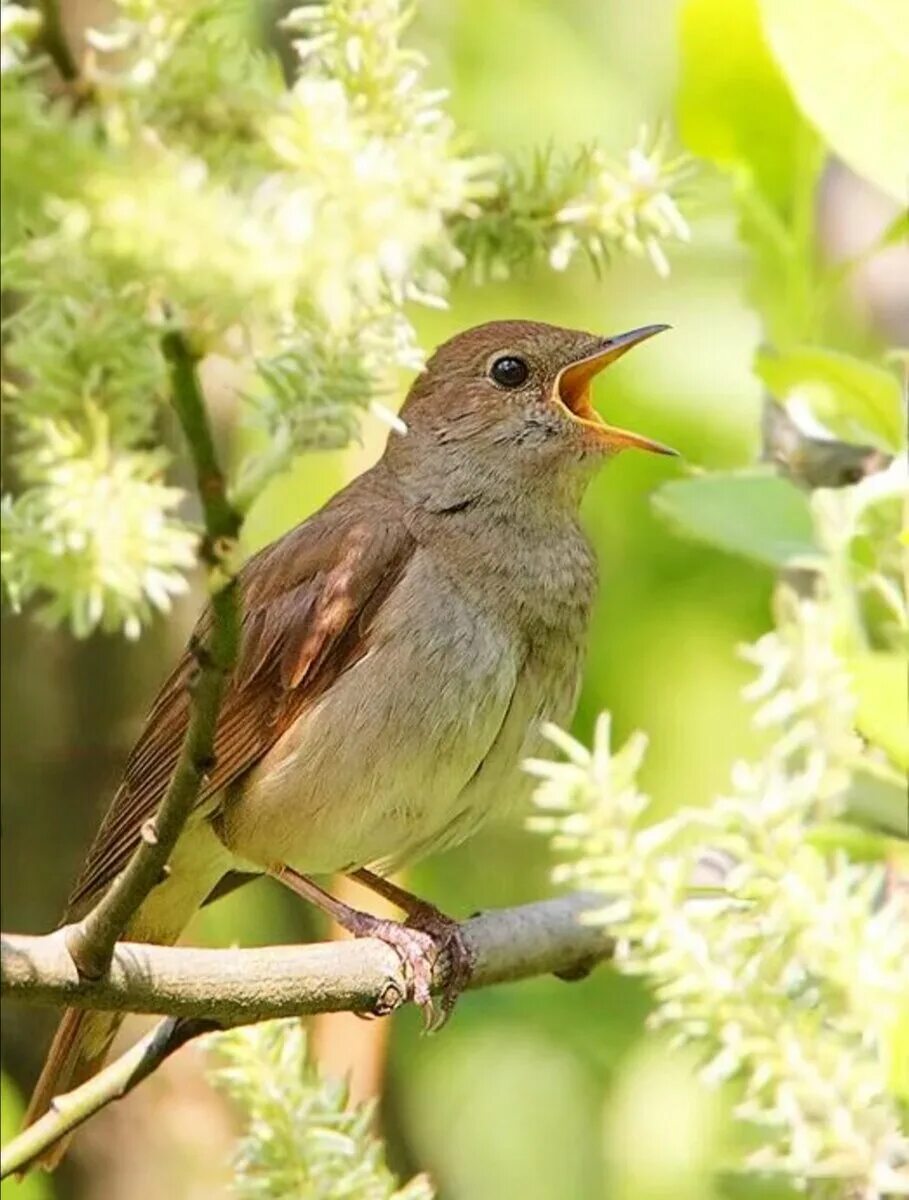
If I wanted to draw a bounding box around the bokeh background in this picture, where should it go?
[2,2,905,1199]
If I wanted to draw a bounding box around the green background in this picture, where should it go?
[3,0,904,1197]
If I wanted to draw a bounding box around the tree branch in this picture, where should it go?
[37,0,79,83]
[65,332,242,980]
[3,893,613,1022]
[1,893,613,1175]
[761,399,891,490]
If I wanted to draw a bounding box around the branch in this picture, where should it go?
[2,893,612,1020]
[37,0,78,82]
[1,893,613,1175]
[65,332,242,980]
[761,399,892,490]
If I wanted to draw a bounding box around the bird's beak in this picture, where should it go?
[554,324,678,456]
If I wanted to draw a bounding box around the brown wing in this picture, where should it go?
[66,471,414,914]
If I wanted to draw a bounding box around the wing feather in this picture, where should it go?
[66,473,413,915]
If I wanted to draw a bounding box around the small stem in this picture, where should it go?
[0,1017,218,1177]
[37,0,79,82]
[65,332,242,980]
[161,331,242,549]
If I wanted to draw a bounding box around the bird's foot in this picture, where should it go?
[345,913,442,1025]
[403,902,474,1030]
[270,865,472,1029]
[348,870,474,1028]
[342,906,472,1031]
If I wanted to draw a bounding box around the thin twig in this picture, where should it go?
[65,332,242,980]
[1,1017,219,1177]
[761,399,891,490]
[37,0,79,82]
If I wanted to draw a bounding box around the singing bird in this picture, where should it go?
[26,318,676,1154]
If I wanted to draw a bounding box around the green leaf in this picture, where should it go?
[652,470,820,567]
[875,209,909,253]
[1,1072,54,1200]
[807,820,901,863]
[760,0,909,202]
[678,0,804,209]
[850,653,909,769]
[844,766,909,837]
[889,1005,909,1103]
[755,346,905,452]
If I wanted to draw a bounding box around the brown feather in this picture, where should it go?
[66,467,414,915]
[22,1009,121,1169]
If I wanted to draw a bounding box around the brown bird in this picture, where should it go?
[26,318,676,1156]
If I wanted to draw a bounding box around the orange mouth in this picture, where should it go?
[555,325,678,456]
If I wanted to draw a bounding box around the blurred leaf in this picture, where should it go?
[678,0,803,208]
[603,1044,724,1200]
[652,471,819,566]
[401,1025,605,1200]
[844,766,909,838]
[806,820,901,863]
[755,346,905,452]
[760,0,909,202]
[878,209,909,250]
[889,1005,909,1103]
[211,1022,432,1199]
[846,209,909,273]
[0,1072,53,1200]
[850,653,909,770]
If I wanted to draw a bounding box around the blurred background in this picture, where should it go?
[2,2,905,1199]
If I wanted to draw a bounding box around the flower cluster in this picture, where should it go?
[1,0,483,634]
[1,0,690,639]
[530,585,909,1197]
[457,130,692,283]
[0,1,40,73]
[209,1021,433,1200]
[1,414,196,638]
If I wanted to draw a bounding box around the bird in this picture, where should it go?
[25,317,676,1159]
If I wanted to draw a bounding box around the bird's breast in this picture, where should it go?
[218,523,595,876]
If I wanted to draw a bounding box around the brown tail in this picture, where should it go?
[21,818,234,1171]
[22,1007,124,1170]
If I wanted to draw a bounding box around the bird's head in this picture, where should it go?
[384,319,677,509]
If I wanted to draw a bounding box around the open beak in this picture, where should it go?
[554,324,678,456]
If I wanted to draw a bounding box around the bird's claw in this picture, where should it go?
[351,910,473,1030]
[403,905,474,1031]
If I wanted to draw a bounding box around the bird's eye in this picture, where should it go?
[489,355,530,388]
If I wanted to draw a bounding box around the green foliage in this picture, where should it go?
[653,456,906,682]
[850,653,909,770]
[652,472,819,568]
[530,587,909,1195]
[669,0,907,699]
[0,4,39,73]
[209,1022,433,1200]
[755,346,906,454]
[0,1072,52,1200]
[2,1,905,1196]
[678,0,804,212]
[456,132,692,283]
[1,266,194,636]
[0,0,689,638]
[759,0,909,204]
[534,2,909,1196]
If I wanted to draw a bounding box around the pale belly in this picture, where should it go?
[216,551,583,877]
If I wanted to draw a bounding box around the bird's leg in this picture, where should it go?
[269,865,468,1029]
[350,868,474,1023]
[349,868,446,919]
